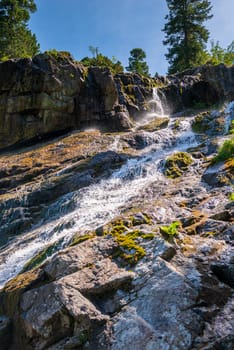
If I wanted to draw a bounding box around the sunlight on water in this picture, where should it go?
[0,116,198,288]
[1,101,232,288]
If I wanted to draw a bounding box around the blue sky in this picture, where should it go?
[29,0,234,75]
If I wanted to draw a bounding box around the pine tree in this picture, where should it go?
[163,0,213,74]
[0,0,40,61]
[126,48,149,76]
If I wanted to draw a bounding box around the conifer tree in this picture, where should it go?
[126,48,149,76]
[163,0,213,74]
[0,0,39,61]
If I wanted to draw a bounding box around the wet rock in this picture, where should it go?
[0,315,12,350]
[89,150,127,175]
[202,162,233,187]
[138,116,169,132]
[192,110,226,136]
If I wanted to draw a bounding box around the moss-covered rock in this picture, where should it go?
[98,216,154,265]
[192,111,225,135]
[21,241,63,273]
[70,233,95,247]
[164,152,193,178]
[139,117,169,132]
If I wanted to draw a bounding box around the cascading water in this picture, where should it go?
[148,87,165,116]
[0,116,199,288]
[0,100,233,289]
[135,87,167,129]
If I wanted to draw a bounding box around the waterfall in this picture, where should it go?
[152,87,164,116]
[148,87,165,117]
[1,97,232,289]
[0,116,199,288]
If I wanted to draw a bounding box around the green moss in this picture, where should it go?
[21,242,61,273]
[173,119,180,130]
[229,120,234,134]
[101,219,155,265]
[192,112,210,133]
[160,221,180,240]
[70,234,95,247]
[212,138,234,163]
[114,231,146,265]
[77,331,89,345]
[228,192,234,201]
[164,152,193,178]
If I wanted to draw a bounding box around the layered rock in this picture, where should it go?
[0,51,233,150]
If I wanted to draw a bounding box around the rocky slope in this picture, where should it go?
[0,56,233,350]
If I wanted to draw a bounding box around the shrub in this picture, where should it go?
[212,138,234,163]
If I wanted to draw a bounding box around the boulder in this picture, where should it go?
[162,64,234,113]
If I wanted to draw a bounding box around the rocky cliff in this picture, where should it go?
[0,52,233,150]
[0,55,233,350]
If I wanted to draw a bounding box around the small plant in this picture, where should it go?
[160,221,180,238]
[229,120,234,134]
[173,119,180,130]
[212,138,234,163]
[229,192,234,201]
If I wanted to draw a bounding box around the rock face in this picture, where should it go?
[162,64,234,113]
[0,56,234,350]
[0,52,233,150]
[0,53,152,149]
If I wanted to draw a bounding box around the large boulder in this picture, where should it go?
[161,64,234,114]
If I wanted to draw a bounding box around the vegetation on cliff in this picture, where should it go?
[81,47,124,74]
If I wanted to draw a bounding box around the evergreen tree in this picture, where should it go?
[0,0,39,61]
[163,0,213,74]
[126,48,149,76]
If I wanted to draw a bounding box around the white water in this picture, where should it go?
[0,116,199,288]
[150,88,164,116]
[136,88,167,128]
[0,101,232,288]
